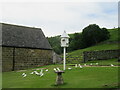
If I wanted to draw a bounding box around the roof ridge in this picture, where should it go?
[0,23,42,30]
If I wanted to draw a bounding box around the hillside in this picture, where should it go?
[68,28,118,56]
[64,28,118,63]
[48,28,118,55]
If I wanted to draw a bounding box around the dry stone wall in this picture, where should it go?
[66,56,83,64]
[2,47,53,72]
[83,49,119,62]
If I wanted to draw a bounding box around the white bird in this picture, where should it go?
[39,69,43,75]
[79,65,83,68]
[40,73,44,77]
[22,73,25,76]
[96,63,98,65]
[23,74,27,77]
[45,69,48,72]
[22,73,27,77]
[75,64,78,68]
[111,64,114,66]
[54,68,57,72]
[90,63,92,65]
[34,71,39,75]
[68,67,72,70]
[30,72,34,74]
[57,67,61,71]
[78,64,81,67]
[39,69,44,77]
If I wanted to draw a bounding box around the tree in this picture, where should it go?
[82,24,110,47]
[47,36,62,54]
[68,33,85,51]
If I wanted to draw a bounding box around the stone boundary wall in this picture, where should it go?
[65,55,83,64]
[83,49,119,62]
[2,47,53,72]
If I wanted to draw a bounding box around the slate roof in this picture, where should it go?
[1,23,52,50]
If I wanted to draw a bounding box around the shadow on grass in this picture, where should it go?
[51,82,68,88]
[102,83,119,88]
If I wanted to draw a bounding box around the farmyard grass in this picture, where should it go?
[2,64,119,88]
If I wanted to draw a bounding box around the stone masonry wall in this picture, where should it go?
[2,47,13,72]
[66,56,83,64]
[2,47,53,72]
[83,49,119,62]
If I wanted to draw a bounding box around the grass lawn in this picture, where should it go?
[2,64,119,88]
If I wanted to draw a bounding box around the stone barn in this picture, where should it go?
[1,23,53,72]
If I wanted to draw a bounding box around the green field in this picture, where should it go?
[106,28,118,42]
[2,64,119,88]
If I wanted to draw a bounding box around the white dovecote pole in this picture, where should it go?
[61,31,70,70]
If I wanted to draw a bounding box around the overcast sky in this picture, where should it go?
[0,0,118,37]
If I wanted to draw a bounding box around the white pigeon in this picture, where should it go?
[78,64,81,67]
[57,67,61,71]
[45,69,48,72]
[111,64,114,67]
[54,68,57,72]
[23,74,27,77]
[22,73,27,77]
[40,73,44,77]
[75,64,78,68]
[34,71,39,75]
[96,63,98,65]
[22,73,25,76]
[30,72,34,74]
[39,69,44,77]
[79,65,83,68]
[39,69,43,75]
[68,67,72,70]
[90,63,92,65]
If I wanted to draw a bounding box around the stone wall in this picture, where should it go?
[66,56,83,64]
[2,47,53,72]
[2,47,13,71]
[83,49,119,62]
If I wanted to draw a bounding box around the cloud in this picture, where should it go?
[1,2,118,37]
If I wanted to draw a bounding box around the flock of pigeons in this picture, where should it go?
[22,69,48,77]
[21,63,115,77]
